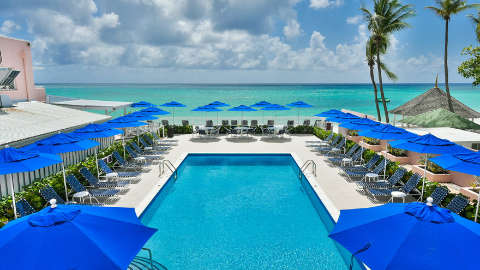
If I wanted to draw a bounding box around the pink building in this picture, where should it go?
[0,35,45,102]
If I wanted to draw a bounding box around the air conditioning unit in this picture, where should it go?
[0,94,13,108]
[0,67,20,89]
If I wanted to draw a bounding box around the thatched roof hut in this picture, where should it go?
[390,82,480,119]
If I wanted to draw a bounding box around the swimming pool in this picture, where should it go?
[141,154,363,269]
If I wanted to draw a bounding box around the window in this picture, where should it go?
[472,143,480,151]
[0,68,19,90]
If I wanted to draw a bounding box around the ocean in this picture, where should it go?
[44,83,480,124]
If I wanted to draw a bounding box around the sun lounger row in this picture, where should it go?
[161,119,312,127]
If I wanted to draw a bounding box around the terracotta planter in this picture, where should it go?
[347,135,362,143]
[385,152,410,165]
[360,141,384,152]
[412,165,452,183]
[460,187,479,201]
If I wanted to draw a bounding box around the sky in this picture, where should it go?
[1,0,479,84]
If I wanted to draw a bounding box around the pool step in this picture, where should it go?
[128,256,168,270]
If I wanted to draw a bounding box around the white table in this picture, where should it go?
[365,173,379,182]
[342,158,353,167]
[391,191,407,203]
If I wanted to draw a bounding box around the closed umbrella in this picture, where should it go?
[329,200,480,270]
[160,101,186,124]
[287,101,313,125]
[0,204,157,269]
[23,133,100,203]
[430,151,480,221]
[389,134,470,200]
[0,148,62,218]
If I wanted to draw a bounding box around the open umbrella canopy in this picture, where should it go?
[160,101,186,107]
[105,117,148,128]
[71,124,123,139]
[329,200,480,270]
[260,104,291,111]
[208,101,230,107]
[251,101,271,107]
[0,204,156,270]
[130,101,156,108]
[400,108,480,130]
[430,151,480,176]
[228,105,257,112]
[314,109,344,118]
[287,101,313,108]
[0,148,62,175]
[123,112,158,121]
[22,133,99,154]
[358,124,417,140]
[389,133,469,154]
[192,105,222,112]
[138,107,170,115]
[326,113,360,123]
[340,118,382,131]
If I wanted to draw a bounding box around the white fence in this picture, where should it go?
[0,136,114,197]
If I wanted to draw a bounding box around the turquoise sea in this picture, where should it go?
[44,83,480,124]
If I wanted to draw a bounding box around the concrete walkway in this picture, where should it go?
[112,134,379,216]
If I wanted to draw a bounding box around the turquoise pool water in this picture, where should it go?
[140,154,362,269]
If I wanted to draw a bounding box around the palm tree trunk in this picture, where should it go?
[444,19,454,112]
[369,65,382,121]
[376,40,389,123]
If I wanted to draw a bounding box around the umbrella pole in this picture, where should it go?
[8,174,17,219]
[61,162,69,203]
[297,111,300,126]
[95,149,99,179]
[384,144,388,178]
[421,153,428,201]
[475,176,480,222]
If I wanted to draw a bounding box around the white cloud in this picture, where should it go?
[346,15,362,25]
[1,20,21,34]
[309,0,343,9]
[283,19,302,40]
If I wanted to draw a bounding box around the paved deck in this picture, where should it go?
[112,134,379,218]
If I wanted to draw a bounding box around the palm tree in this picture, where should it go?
[468,11,480,42]
[362,0,415,123]
[426,1,479,113]
[366,37,398,122]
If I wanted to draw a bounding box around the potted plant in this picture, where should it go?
[346,130,362,143]
[412,155,452,182]
[385,146,410,164]
[460,181,480,201]
[360,137,384,152]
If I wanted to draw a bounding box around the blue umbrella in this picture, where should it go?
[228,105,257,122]
[329,200,480,270]
[287,101,312,124]
[0,204,156,269]
[71,123,123,139]
[131,101,156,108]
[358,124,418,140]
[430,151,480,221]
[160,101,186,124]
[390,134,471,199]
[23,133,100,203]
[251,101,271,107]
[314,109,344,118]
[326,113,360,123]
[0,148,62,218]
[193,105,222,125]
[105,117,148,128]
[208,101,230,107]
[340,118,382,131]
[123,112,158,121]
[138,107,170,116]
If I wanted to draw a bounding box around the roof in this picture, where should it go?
[0,101,111,147]
[400,108,480,130]
[405,127,480,144]
[389,87,480,118]
[47,95,132,111]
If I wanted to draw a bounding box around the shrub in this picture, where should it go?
[363,137,380,145]
[287,125,314,134]
[387,146,407,157]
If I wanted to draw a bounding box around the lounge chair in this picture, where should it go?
[287,120,294,129]
[182,120,189,126]
[426,186,449,205]
[222,120,229,126]
[79,167,130,190]
[343,154,380,172]
[161,120,169,126]
[206,120,214,127]
[318,132,334,145]
[147,133,174,147]
[345,158,387,181]
[327,144,360,165]
[98,159,140,182]
[40,185,66,205]
[267,120,274,126]
[125,145,161,163]
[112,151,147,172]
[338,148,363,168]
[139,137,169,152]
[446,195,469,214]
[358,167,406,190]
[231,120,238,127]
[66,174,118,204]
[325,138,346,156]
[132,140,163,156]
[241,120,248,127]
[367,173,421,202]
[317,136,341,153]
[16,199,35,217]
[303,120,311,126]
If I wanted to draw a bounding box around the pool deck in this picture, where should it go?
[112,134,380,219]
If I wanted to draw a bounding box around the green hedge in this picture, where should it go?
[0,129,162,226]
[312,127,480,223]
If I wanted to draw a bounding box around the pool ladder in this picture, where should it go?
[160,160,177,180]
[299,160,317,179]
